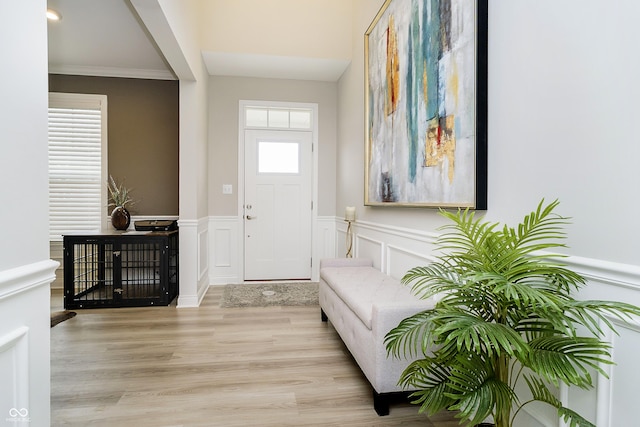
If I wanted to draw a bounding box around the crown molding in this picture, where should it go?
[48,64,176,80]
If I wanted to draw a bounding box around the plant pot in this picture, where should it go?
[111,206,130,230]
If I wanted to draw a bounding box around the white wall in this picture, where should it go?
[177,61,210,306]
[207,76,338,216]
[132,0,210,306]
[0,1,58,425]
[486,0,640,266]
[337,1,640,426]
[1,4,50,272]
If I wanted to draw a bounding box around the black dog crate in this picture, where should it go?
[63,230,178,309]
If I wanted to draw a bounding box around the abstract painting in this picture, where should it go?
[365,0,487,208]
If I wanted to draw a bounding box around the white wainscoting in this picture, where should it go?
[198,227,209,282]
[209,216,240,285]
[316,216,338,272]
[209,216,337,285]
[0,326,29,419]
[0,259,58,427]
[177,217,209,307]
[336,219,439,278]
[336,218,640,427]
[562,258,640,427]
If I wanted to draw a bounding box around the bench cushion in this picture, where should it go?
[320,265,422,330]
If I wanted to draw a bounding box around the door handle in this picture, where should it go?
[246,215,258,220]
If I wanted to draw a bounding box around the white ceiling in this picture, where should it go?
[201,52,350,82]
[47,0,174,79]
[47,0,350,82]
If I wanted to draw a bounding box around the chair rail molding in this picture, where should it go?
[0,259,59,299]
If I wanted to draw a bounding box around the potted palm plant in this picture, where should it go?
[107,175,134,230]
[385,199,640,427]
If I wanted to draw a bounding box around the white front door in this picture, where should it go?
[244,129,313,280]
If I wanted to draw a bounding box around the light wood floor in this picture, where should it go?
[51,287,458,426]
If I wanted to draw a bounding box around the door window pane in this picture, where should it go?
[258,142,299,174]
[290,110,312,129]
[246,108,268,127]
[268,109,289,128]
[244,106,312,130]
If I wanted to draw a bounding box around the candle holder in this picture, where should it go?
[345,206,356,258]
[345,219,353,258]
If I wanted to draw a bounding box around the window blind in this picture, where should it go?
[48,93,108,241]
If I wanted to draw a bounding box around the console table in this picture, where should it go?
[63,230,178,309]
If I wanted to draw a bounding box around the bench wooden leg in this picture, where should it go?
[373,390,413,416]
[321,308,328,322]
[373,390,390,416]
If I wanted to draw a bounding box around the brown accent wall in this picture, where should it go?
[48,74,179,216]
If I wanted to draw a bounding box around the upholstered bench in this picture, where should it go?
[319,258,436,415]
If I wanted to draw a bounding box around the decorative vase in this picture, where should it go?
[111,206,130,230]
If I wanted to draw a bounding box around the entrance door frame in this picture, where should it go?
[237,100,319,282]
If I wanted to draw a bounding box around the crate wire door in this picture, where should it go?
[67,240,114,303]
[119,241,162,300]
[63,232,178,309]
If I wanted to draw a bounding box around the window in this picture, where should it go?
[258,141,299,174]
[48,93,108,241]
[245,106,312,130]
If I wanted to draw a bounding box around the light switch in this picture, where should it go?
[222,184,233,194]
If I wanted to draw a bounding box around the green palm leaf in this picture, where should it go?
[563,300,640,337]
[431,311,529,358]
[385,310,437,358]
[401,263,461,299]
[512,199,568,251]
[470,271,564,312]
[522,374,561,407]
[514,317,565,342]
[398,358,457,415]
[558,407,597,427]
[527,336,612,387]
